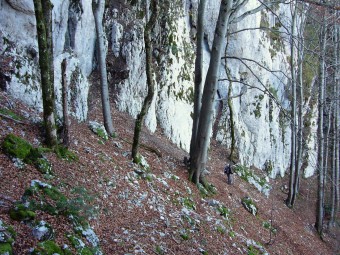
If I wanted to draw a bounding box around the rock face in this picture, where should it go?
[0,0,316,177]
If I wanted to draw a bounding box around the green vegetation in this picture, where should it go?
[9,203,36,221]
[217,205,230,218]
[234,165,271,196]
[180,229,190,240]
[2,134,54,174]
[30,240,63,255]
[241,197,258,216]
[181,197,196,210]
[0,243,13,255]
[0,107,23,121]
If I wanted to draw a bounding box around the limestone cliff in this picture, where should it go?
[0,0,316,177]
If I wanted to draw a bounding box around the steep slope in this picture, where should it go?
[0,90,338,255]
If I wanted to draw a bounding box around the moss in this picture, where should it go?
[35,157,52,175]
[54,146,78,161]
[241,197,258,216]
[31,240,63,255]
[2,134,33,160]
[67,234,92,254]
[9,204,36,221]
[0,108,23,121]
[0,243,12,255]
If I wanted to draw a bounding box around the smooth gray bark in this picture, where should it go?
[92,0,115,136]
[190,0,207,162]
[286,4,297,208]
[316,15,327,236]
[190,0,233,185]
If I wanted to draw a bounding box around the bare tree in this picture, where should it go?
[286,2,298,208]
[132,0,159,162]
[92,0,115,136]
[315,12,327,236]
[190,0,233,186]
[189,0,207,161]
[33,0,58,147]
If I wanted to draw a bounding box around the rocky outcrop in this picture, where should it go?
[0,0,316,177]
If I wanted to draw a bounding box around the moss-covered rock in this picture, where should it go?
[30,240,63,255]
[241,197,258,216]
[2,134,53,175]
[35,157,53,175]
[0,242,13,255]
[2,134,33,160]
[9,204,35,221]
[0,220,16,255]
[23,180,68,215]
[0,220,16,244]
[88,121,108,141]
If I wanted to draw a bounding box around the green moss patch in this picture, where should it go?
[0,107,23,121]
[0,242,13,255]
[9,203,36,221]
[0,220,16,255]
[2,134,53,175]
[30,240,63,255]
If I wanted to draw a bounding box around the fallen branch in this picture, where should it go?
[0,113,27,125]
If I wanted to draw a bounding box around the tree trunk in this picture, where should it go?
[131,0,158,162]
[61,59,69,147]
[286,4,297,208]
[315,16,327,236]
[189,0,207,162]
[292,7,306,206]
[190,0,233,185]
[329,24,340,227]
[33,0,58,148]
[335,25,340,228]
[92,0,115,136]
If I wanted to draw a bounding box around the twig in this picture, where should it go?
[0,113,27,125]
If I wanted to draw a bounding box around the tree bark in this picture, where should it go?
[315,15,327,236]
[61,59,69,147]
[131,0,158,162]
[92,0,115,136]
[286,4,297,208]
[33,0,58,148]
[190,0,233,185]
[189,0,207,162]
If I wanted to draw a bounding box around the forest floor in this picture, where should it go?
[0,88,339,255]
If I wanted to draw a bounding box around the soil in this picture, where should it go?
[0,89,339,255]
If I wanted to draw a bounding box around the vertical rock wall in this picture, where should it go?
[0,0,317,177]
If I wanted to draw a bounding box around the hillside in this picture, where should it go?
[0,88,338,255]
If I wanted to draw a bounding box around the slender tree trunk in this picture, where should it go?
[292,9,306,205]
[287,4,297,208]
[33,0,58,148]
[131,0,158,162]
[330,24,340,227]
[189,0,207,165]
[190,0,233,185]
[92,0,115,136]
[61,59,69,147]
[226,68,235,160]
[315,16,327,236]
[335,25,340,227]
